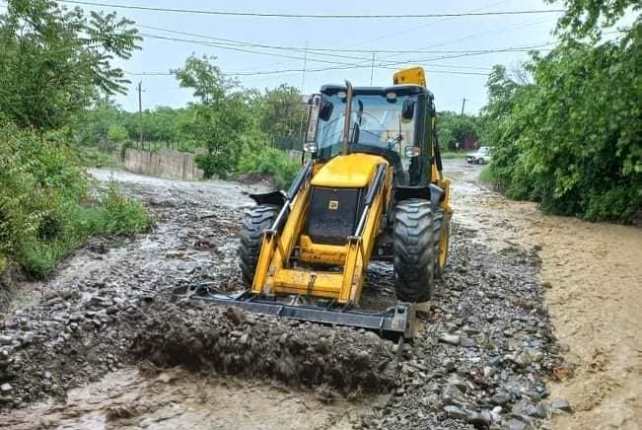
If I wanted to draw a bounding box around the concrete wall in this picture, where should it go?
[123,148,204,181]
[287,150,303,162]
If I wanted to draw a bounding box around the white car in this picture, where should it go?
[466,146,492,164]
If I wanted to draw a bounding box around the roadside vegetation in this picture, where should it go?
[0,0,150,278]
[437,111,481,152]
[480,0,641,223]
[74,66,304,186]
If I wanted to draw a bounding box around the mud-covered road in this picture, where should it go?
[1,160,637,429]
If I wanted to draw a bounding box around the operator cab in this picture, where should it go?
[306,84,434,187]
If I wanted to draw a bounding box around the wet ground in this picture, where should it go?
[448,161,642,430]
[1,160,626,429]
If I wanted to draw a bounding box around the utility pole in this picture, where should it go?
[137,81,144,150]
[460,97,467,116]
[369,52,376,85]
[297,42,309,155]
[300,41,308,92]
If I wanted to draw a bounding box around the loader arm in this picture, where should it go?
[252,158,392,306]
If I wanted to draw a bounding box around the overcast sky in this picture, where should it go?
[67,0,564,113]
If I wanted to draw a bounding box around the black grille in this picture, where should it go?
[306,187,364,245]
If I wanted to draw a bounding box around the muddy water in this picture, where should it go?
[3,367,373,430]
[446,159,642,430]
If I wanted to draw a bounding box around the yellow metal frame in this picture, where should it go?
[251,157,391,305]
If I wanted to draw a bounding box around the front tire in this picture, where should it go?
[238,205,277,287]
[393,199,435,302]
[432,210,450,279]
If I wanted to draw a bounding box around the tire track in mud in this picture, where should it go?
[0,167,566,429]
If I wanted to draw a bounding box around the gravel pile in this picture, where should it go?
[0,283,145,407]
[358,226,565,429]
[132,300,398,395]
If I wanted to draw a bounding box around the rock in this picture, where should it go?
[467,410,492,427]
[460,336,476,348]
[549,398,572,413]
[512,398,547,419]
[439,333,461,346]
[0,383,12,393]
[447,374,468,392]
[20,332,35,346]
[0,335,13,345]
[442,383,466,406]
[443,405,469,420]
[491,391,511,405]
[531,402,548,418]
[490,406,502,423]
[508,418,529,430]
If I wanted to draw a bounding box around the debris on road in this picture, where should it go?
[0,169,565,429]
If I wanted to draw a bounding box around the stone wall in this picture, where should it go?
[123,148,204,181]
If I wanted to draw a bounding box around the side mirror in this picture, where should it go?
[404,146,421,158]
[319,96,333,121]
[402,98,415,120]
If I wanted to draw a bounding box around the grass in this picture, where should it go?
[15,183,151,278]
[479,165,498,184]
[1,124,151,279]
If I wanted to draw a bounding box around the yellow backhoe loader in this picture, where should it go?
[200,67,452,339]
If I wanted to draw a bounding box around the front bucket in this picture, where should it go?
[176,288,416,340]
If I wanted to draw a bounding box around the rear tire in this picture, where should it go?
[393,199,435,302]
[238,205,277,287]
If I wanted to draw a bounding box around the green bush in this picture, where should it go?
[0,123,150,278]
[99,183,151,235]
[481,32,642,223]
[77,146,121,168]
[479,165,498,184]
[237,146,301,189]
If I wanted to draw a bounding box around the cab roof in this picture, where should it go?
[320,84,432,98]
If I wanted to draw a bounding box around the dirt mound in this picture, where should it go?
[131,300,398,395]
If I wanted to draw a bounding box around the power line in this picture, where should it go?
[134,22,544,77]
[141,31,553,63]
[140,33,358,66]
[139,23,547,56]
[138,25,372,61]
[58,1,564,19]
[126,66,491,78]
[123,40,553,79]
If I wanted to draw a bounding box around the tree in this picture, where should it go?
[256,84,306,149]
[437,111,481,151]
[481,29,641,222]
[549,0,641,37]
[0,0,140,129]
[174,56,250,177]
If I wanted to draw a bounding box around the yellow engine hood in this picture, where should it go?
[311,153,388,188]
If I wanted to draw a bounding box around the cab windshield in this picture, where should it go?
[316,93,417,172]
